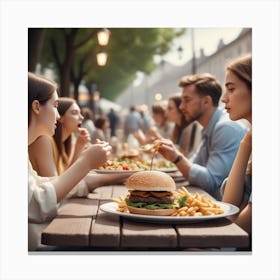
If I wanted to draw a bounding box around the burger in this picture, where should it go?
[125,170,176,216]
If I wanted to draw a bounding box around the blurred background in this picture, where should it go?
[28,27,252,116]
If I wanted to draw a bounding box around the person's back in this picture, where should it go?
[107,108,119,137]
[124,106,141,140]
[139,107,153,134]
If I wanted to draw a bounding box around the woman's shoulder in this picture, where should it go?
[34,135,53,147]
[29,136,55,159]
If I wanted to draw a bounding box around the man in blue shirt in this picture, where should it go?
[157,73,246,200]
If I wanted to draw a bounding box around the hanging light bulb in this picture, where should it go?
[97,28,111,46]
[96,50,108,66]
[154,93,162,101]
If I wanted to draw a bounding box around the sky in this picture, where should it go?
[159,27,243,65]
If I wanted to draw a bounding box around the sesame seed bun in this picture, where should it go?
[125,170,176,192]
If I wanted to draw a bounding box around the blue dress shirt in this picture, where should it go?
[189,108,247,200]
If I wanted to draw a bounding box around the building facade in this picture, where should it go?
[116,28,252,109]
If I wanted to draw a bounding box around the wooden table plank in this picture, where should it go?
[88,186,113,200]
[58,198,98,218]
[176,218,249,248]
[40,185,249,250]
[90,203,121,248]
[112,186,129,199]
[121,220,177,248]
[41,217,92,246]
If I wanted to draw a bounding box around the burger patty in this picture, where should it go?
[129,191,174,204]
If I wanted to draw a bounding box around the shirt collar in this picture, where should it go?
[202,108,223,138]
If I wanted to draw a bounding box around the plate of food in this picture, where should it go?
[95,157,177,173]
[100,201,239,224]
[94,169,140,175]
[100,170,239,224]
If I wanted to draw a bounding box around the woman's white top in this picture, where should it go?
[28,160,88,250]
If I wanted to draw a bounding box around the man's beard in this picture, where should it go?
[184,110,203,124]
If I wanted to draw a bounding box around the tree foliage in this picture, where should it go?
[38,28,186,100]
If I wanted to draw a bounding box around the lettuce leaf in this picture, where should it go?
[176,195,187,207]
[125,198,174,209]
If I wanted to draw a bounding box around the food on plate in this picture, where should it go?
[140,142,161,153]
[119,148,139,158]
[123,170,176,216]
[98,157,175,171]
[171,187,224,216]
[112,174,224,216]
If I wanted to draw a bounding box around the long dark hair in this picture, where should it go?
[54,97,76,165]
[227,54,252,90]
[28,72,57,126]
[169,94,189,144]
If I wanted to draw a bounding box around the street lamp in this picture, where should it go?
[177,28,196,74]
[177,46,183,59]
[96,28,111,66]
[96,50,108,66]
[97,28,111,46]
[190,28,196,74]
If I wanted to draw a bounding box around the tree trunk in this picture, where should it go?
[73,80,80,102]
[59,64,72,97]
[28,28,46,72]
[58,31,76,97]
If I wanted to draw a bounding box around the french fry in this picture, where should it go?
[112,186,224,216]
[181,186,192,197]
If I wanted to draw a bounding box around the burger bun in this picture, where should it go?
[127,206,175,216]
[126,170,176,192]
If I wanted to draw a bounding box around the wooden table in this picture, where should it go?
[41,183,249,250]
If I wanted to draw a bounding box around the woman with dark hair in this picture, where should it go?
[28,72,127,250]
[135,101,173,145]
[92,116,110,142]
[81,106,96,142]
[221,54,252,234]
[29,97,90,176]
[150,100,173,140]
[166,94,201,157]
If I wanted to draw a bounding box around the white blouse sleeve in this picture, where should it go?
[66,179,89,198]
[28,161,57,223]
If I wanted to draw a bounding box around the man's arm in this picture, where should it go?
[188,123,246,199]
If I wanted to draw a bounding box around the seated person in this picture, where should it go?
[221,55,252,235]
[165,93,202,158]
[156,73,247,200]
[29,97,91,176]
[28,73,128,250]
[92,116,110,143]
[134,100,173,145]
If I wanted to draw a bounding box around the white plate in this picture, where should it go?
[93,169,140,175]
[154,167,178,173]
[94,168,177,174]
[100,202,239,224]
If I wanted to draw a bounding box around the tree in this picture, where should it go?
[86,28,186,100]
[39,28,186,100]
[28,28,46,72]
[41,28,99,97]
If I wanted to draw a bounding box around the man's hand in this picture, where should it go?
[155,139,180,163]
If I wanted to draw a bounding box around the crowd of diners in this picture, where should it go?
[28,54,252,250]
